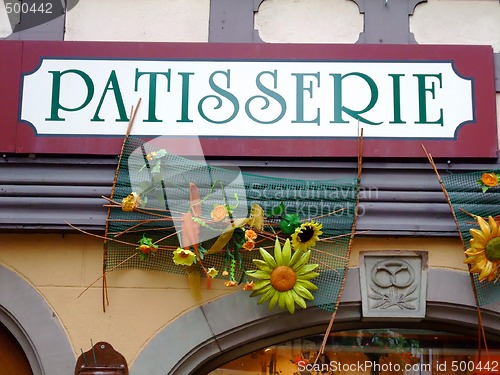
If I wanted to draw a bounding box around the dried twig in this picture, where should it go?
[422,144,488,356]
[315,128,364,364]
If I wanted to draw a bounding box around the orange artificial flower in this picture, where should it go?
[210,205,229,222]
[482,173,499,187]
[245,229,257,241]
[224,280,237,287]
[243,281,254,291]
[137,244,152,254]
[242,240,255,251]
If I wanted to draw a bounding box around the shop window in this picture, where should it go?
[208,329,500,375]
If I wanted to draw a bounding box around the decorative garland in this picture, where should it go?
[75,101,363,320]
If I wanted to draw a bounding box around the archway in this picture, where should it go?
[0,265,75,375]
[131,268,500,374]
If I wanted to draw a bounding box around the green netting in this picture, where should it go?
[104,136,360,312]
[441,169,500,306]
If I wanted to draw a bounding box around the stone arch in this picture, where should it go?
[0,265,75,375]
[131,267,500,375]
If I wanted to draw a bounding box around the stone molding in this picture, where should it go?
[0,265,75,375]
[131,267,500,375]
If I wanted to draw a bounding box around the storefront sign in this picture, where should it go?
[1,41,497,157]
[22,60,471,139]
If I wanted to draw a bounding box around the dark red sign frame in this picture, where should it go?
[0,41,497,158]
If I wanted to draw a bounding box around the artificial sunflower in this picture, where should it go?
[291,220,323,251]
[246,238,319,314]
[464,216,500,282]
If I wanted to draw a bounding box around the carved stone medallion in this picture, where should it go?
[359,251,427,319]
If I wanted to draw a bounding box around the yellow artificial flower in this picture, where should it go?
[464,216,500,282]
[207,267,219,278]
[121,192,142,212]
[291,220,323,251]
[246,238,319,314]
[146,151,157,161]
[172,248,196,266]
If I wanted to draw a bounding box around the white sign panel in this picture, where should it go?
[20,58,474,139]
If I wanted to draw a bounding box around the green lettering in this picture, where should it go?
[92,70,129,122]
[414,73,444,126]
[198,70,239,124]
[389,74,405,124]
[176,72,194,123]
[245,70,286,124]
[135,69,171,123]
[330,73,382,126]
[45,69,94,121]
[291,72,320,125]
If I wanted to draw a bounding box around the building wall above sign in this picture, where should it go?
[0,41,497,157]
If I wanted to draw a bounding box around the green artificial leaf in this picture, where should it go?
[151,173,163,184]
[138,235,153,246]
[279,213,301,235]
[151,163,161,174]
[137,252,148,261]
[270,202,285,217]
[482,185,489,193]
[198,245,207,260]
[139,181,151,191]
[155,149,168,159]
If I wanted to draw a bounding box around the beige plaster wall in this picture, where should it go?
[64,0,210,42]
[411,0,500,150]
[0,234,233,364]
[254,0,363,43]
[0,233,468,365]
[411,0,500,53]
